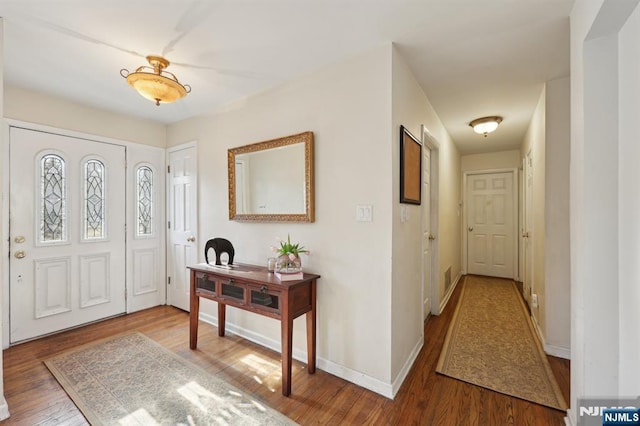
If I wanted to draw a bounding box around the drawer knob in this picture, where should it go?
[260,285,268,293]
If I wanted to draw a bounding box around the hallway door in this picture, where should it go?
[523,152,534,307]
[467,171,516,278]
[422,145,432,319]
[166,143,198,311]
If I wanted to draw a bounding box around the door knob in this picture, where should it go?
[428,234,436,240]
[14,250,26,259]
[186,236,196,242]
[468,226,474,232]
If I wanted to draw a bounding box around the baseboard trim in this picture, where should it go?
[198,312,395,399]
[391,337,423,398]
[544,343,571,360]
[529,314,571,360]
[565,409,576,426]
[439,272,463,313]
[0,396,10,421]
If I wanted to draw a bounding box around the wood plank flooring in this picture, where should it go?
[1,279,570,425]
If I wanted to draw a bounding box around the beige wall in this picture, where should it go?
[169,46,396,395]
[521,87,547,337]
[520,79,571,359]
[543,77,570,354]
[4,86,166,148]
[461,150,520,172]
[390,47,461,384]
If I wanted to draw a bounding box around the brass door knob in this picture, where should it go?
[428,234,436,240]
[468,226,474,232]
[186,236,196,242]
[14,250,26,259]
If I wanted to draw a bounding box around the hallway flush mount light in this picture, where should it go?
[120,56,191,106]
[469,116,503,137]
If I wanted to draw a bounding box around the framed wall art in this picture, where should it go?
[399,125,422,205]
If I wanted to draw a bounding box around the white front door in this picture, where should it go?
[467,171,516,278]
[422,145,432,320]
[9,127,126,343]
[167,143,198,311]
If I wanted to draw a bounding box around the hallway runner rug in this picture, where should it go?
[44,332,297,425]
[436,275,568,411]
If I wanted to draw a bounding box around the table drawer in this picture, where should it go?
[195,272,217,296]
[248,285,281,314]
[220,280,246,304]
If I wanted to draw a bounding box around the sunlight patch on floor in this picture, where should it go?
[177,381,223,413]
[118,408,160,425]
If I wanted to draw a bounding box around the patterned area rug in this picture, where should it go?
[45,332,296,425]
[436,276,568,410]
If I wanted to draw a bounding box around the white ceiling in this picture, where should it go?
[0,0,573,154]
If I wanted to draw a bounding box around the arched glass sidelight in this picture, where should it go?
[136,166,153,236]
[84,159,106,239]
[40,154,66,243]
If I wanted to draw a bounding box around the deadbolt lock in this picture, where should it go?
[14,236,25,244]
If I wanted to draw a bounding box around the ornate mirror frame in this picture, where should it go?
[228,131,315,222]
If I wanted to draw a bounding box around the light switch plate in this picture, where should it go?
[356,205,373,222]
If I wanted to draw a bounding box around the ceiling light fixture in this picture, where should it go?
[469,116,503,137]
[120,55,191,106]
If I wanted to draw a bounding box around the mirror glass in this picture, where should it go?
[228,132,314,222]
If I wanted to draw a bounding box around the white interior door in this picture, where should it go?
[167,144,198,311]
[467,171,515,278]
[523,152,534,307]
[422,146,432,320]
[9,127,126,343]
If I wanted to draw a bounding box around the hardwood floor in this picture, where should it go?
[1,280,570,425]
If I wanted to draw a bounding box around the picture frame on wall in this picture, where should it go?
[399,125,422,205]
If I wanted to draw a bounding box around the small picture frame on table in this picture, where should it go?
[399,125,422,205]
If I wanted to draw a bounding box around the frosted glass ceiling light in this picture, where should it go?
[120,56,191,106]
[469,116,503,137]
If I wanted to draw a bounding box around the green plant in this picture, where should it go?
[272,234,309,258]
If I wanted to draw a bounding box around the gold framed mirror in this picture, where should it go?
[228,131,315,222]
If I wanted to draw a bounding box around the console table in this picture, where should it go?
[188,263,320,396]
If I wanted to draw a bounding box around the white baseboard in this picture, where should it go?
[565,409,576,426]
[391,337,423,398]
[0,396,9,421]
[529,314,571,359]
[545,343,571,360]
[439,272,463,313]
[198,312,395,399]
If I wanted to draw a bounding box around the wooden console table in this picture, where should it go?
[188,263,320,396]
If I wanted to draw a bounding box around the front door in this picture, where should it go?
[467,171,516,278]
[9,127,126,343]
[167,143,198,311]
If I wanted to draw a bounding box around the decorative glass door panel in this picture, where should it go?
[9,127,126,343]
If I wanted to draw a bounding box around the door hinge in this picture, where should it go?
[167,165,171,173]
[168,221,171,229]
[168,276,171,285]
[125,288,128,301]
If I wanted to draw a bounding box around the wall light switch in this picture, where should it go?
[400,205,409,223]
[356,205,373,222]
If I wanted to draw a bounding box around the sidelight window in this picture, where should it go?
[136,166,154,236]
